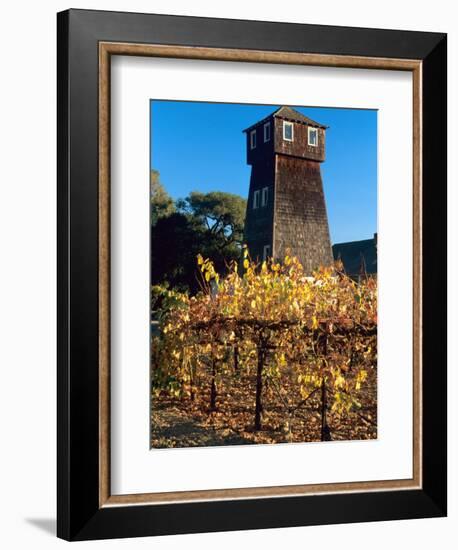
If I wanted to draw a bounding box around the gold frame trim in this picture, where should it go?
[98,42,422,507]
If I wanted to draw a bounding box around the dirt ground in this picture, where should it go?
[151,369,377,448]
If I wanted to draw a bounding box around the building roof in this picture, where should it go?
[332,235,377,276]
[243,105,328,133]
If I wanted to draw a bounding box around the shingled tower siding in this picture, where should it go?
[244,106,333,274]
[244,156,275,262]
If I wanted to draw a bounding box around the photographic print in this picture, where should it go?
[150,101,377,449]
[58,14,446,539]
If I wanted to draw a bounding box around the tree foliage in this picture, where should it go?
[177,191,246,249]
[151,212,205,292]
[150,169,175,225]
[150,175,247,293]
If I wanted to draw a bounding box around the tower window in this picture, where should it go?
[283,121,294,142]
[263,122,271,142]
[253,190,260,209]
[308,127,318,147]
[250,129,257,149]
[263,245,271,261]
[261,186,268,207]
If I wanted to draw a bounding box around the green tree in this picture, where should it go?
[177,191,247,282]
[150,169,175,225]
[151,212,206,293]
[177,191,246,252]
[151,188,247,294]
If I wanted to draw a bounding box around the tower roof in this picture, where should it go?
[243,105,328,133]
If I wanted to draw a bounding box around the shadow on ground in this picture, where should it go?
[25,518,56,536]
[151,407,254,448]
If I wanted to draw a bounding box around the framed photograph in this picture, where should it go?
[57,9,447,541]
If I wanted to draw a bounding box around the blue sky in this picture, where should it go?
[150,101,377,244]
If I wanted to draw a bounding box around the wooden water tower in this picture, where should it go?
[243,106,333,274]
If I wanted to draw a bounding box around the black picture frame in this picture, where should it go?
[57,8,447,541]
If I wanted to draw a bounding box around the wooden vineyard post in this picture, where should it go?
[233,345,239,373]
[255,340,265,431]
[209,356,217,411]
[320,334,332,441]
